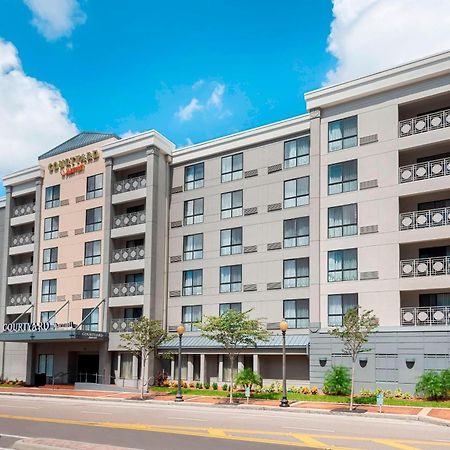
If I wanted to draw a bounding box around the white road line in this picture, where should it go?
[282,426,335,433]
[168,417,208,422]
[80,411,113,415]
[0,406,39,409]
[0,433,27,439]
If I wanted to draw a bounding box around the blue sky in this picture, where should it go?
[0,0,449,195]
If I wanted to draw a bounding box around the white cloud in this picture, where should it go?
[207,83,225,108]
[0,39,77,181]
[120,130,141,139]
[326,0,450,84]
[176,98,203,121]
[24,0,86,41]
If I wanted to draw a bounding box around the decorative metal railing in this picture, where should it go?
[113,175,147,194]
[111,246,145,263]
[401,306,450,326]
[399,207,450,230]
[398,157,450,183]
[110,318,139,332]
[10,232,34,247]
[111,281,144,297]
[400,256,450,277]
[112,211,146,229]
[9,263,33,277]
[8,293,32,306]
[12,202,35,218]
[399,108,450,137]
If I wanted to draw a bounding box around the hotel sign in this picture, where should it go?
[47,150,100,177]
[2,322,77,333]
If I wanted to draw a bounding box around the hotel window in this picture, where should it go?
[283,299,309,329]
[182,305,202,332]
[44,216,59,240]
[119,353,133,379]
[182,269,203,296]
[328,160,358,195]
[328,116,358,152]
[183,233,203,260]
[85,240,101,265]
[283,217,309,248]
[419,293,450,307]
[328,204,358,238]
[219,265,242,293]
[85,207,102,232]
[284,136,310,168]
[83,274,100,299]
[38,354,54,377]
[82,308,99,331]
[184,198,204,225]
[41,279,57,303]
[283,258,309,288]
[125,272,144,284]
[219,302,242,315]
[220,227,242,255]
[221,190,243,219]
[43,247,58,271]
[221,153,243,182]
[86,173,103,199]
[328,248,358,282]
[124,307,143,319]
[284,177,309,208]
[40,311,55,325]
[328,293,358,326]
[184,162,204,190]
[45,185,60,209]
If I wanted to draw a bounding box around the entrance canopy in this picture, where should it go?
[0,330,108,343]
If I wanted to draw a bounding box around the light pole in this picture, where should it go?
[175,324,185,402]
[280,320,289,407]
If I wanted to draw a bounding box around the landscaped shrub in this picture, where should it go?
[222,383,228,391]
[416,370,448,400]
[354,395,377,405]
[155,371,168,387]
[310,386,318,395]
[235,368,262,391]
[195,382,202,389]
[204,382,210,389]
[441,368,450,395]
[323,366,351,396]
[212,382,218,390]
[301,386,310,395]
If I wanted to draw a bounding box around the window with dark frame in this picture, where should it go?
[185,163,204,190]
[328,248,358,282]
[86,173,103,199]
[221,190,243,219]
[328,160,358,195]
[328,116,358,152]
[284,177,309,208]
[85,240,101,265]
[283,258,309,288]
[43,247,58,271]
[219,302,242,315]
[85,207,102,232]
[83,274,100,299]
[219,265,242,293]
[283,299,309,328]
[284,136,310,168]
[328,204,358,238]
[328,293,358,326]
[40,311,55,325]
[283,217,309,248]
[45,185,60,209]
[41,279,57,303]
[182,269,203,296]
[81,308,99,331]
[221,153,243,182]
[44,216,59,240]
[184,198,204,225]
[182,305,202,332]
[220,227,242,255]
[183,234,203,260]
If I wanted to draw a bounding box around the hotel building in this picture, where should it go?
[1,52,450,392]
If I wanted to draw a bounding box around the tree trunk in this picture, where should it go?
[229,354,235,404]
[350,359,355,411]
[140,349,146,400]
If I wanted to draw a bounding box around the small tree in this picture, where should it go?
[235,368,262,391]
[329,307,378,411]
[323,366,351,396]
[120,317,170,399]
[197,309,269,404]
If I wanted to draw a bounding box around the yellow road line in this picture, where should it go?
[371,439,421,450]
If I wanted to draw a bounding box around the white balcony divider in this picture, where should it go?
[110,317,139,332]
[113,175,146,194]
[111,281,144,297]
[112,211,146,229]
[9,262,33,277]
[111,246,145,263]
[400,256,450,277]
[398,157,450,183]
[399,207,450,230]
[401,306,450,326]
[12,202,35,218]
[11,232,34,247]
[399,108,450,138]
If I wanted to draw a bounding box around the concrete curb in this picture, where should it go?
[13,438,134,450]
[0,391,449,427]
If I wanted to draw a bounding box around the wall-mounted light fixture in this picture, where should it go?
[405,358,415,369]
[319,357,327,367]
[359,357,368,368]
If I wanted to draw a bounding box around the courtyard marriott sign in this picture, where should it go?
[47,150,100,177]
[2,322,77,332]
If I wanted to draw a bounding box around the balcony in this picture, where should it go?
[400,207,450,231]
[8,293,32,307]
[401,306,450,326]
[399,108,450,138]
[9,263,33,277]
[111,246,145,263]
[113,175,146,195]
[111,281,144,297]
[12,202,35,218]
[399,157,450,183]
[109,317,139,333]
[112,211,146,229]
[10,232,34,247]
[400,256,450,277]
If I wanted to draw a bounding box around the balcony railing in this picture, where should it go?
[400,207,450,231]
[10,232,34,247]
[9,263,33,277]
[110,317,139,332]
[111,281,144,297]
[400,256,450,277]
[113,175,146,195]
[12,202,35,218]
[399,108,450,138]
[401,306,450,326]
[112,211,146,229]
[111,246,145,263]
[8,293,32,307]
[399,157,450,183]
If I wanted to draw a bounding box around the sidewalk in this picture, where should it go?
[1,386,449,426]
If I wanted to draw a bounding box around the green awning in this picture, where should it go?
[0,330,108,342]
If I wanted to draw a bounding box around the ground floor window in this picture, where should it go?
[119,353,133,379]
[38,354,54,377]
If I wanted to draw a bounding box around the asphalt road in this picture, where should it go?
[0,395,449,450]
